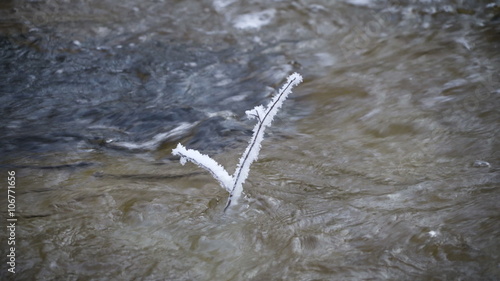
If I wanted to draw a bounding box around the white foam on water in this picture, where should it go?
[345,0,374,6]
[233,9,276,30]
[111,122,196,151]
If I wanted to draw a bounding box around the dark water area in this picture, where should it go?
[0,0,499,280]
[0,33,285,157]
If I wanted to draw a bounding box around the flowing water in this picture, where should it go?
[1,0,499,280]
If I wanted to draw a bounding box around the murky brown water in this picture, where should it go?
[1,0,499,280]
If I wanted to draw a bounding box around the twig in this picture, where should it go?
[172,72,303,211]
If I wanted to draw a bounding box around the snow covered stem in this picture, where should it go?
[172,72,303,211]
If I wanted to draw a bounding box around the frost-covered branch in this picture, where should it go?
[224,72,303,210]
[171,72,303,211]
[172,143,232,192]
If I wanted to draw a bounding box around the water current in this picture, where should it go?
[0,0,499,280]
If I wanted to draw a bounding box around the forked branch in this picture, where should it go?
[172,73,303,211]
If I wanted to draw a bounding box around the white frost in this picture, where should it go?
[172,73,303,211]
[226,72,303,210]
[172,143,233,192]
[245,105,265,120]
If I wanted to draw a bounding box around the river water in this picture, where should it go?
[0,0,499,280]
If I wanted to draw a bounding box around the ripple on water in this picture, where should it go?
[2,0,499,280]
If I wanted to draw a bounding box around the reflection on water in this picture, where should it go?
[1,0,499,280]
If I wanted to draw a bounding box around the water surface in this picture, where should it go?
[0,0,499,280]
